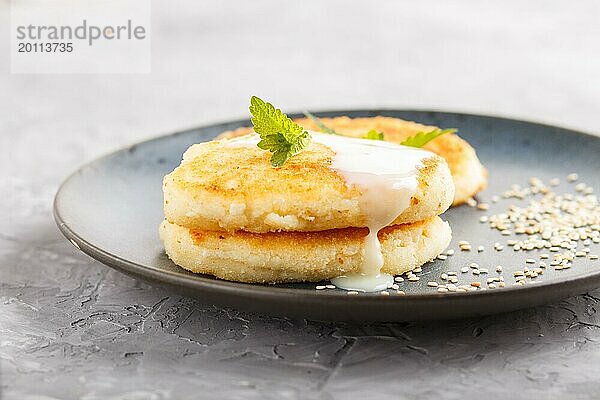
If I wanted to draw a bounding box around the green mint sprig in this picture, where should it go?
[249,96,311,167]
[400,128,457,148]
[303,111,385,141]
[363,129,385,141]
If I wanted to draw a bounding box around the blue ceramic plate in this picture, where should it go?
[54,110,600,321]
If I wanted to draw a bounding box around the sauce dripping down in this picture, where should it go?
[312,134,429,292]
[226,131,432,292]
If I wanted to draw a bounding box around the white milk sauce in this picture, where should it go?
[227,131,432,292]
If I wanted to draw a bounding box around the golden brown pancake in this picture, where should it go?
[163,135,454,233]
[160,216,451,284]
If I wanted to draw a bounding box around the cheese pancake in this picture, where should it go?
[163,135,454,233]
[160,216,451,284]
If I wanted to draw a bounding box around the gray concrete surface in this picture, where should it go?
[2,1,600,399]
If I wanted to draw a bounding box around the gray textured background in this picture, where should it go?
[2,1,600,399]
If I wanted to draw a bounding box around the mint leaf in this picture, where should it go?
[250,96,311,167]
[401,128,456,148]
[363,129,384,140]
[304,111,386,141]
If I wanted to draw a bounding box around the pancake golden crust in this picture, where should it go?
[163,138,454,233]
[160,216,451,284]
[219,116,487,205]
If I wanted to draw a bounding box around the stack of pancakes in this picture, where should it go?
[159,117,474,284]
